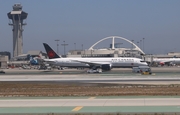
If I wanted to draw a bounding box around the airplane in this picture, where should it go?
[29,56,39,65]
[43,43,148,73]
[153,58,180,66]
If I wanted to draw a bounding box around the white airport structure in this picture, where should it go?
[68,36,145,58]
[7,4,28,57]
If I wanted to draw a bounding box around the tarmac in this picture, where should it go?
[0,97,180,114]
[0,67,180,114]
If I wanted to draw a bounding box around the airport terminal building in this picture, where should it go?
[0,51,47,68]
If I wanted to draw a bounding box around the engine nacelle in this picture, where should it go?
[159,62,165,66]
[101,64,112,71]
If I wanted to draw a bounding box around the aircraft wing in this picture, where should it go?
[163,61,174,64]
[156,60,173,65]
[158,60,174,63]
[70,59,110,66]
[36,58,44,62]
[154,60,171,63]
[40,59,57,64]
[44,60,56,64]
[162,61,171,63]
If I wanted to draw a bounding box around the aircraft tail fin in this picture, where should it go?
[43,43,61,59]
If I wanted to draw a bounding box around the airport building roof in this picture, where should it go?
[27,51,42,56]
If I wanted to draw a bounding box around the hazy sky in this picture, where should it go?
[1,0,180,55]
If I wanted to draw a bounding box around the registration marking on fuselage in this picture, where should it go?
[72,106,83,111]
[88,97,96,99]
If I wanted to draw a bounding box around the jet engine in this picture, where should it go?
[101,64,112,71]
[159,62,165,66]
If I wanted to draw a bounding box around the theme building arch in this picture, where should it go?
[88,36,145,55]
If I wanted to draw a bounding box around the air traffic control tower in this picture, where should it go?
[7,4,28,57]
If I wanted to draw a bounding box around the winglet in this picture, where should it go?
[43,43,60,59]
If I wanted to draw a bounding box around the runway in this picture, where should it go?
[2,66,180,75]
[1,74,180,84]
[0,97,180,113]
[1,98,180,107]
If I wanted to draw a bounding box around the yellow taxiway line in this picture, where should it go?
[72,106,83,111]
[88,97,96,99]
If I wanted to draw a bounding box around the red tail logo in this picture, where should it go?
[48,50,55,58]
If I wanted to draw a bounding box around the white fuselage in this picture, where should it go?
[44,57,148,68]
[153,58,180,65]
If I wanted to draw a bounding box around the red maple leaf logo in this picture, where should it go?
[48,51,55,58]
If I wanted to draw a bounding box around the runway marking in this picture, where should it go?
[88,97,96,99]
[72,106,83,111]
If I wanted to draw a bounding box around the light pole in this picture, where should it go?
[140,40,142,49]
[74,43,76,50]
[55,39,60,55]
[82,44,84,55]
[131,40,134,57]
[61,41,68,56]
[131,40,134,49]
[81,44,83,50]
[143,38,145,52]
[137,41,139,48]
